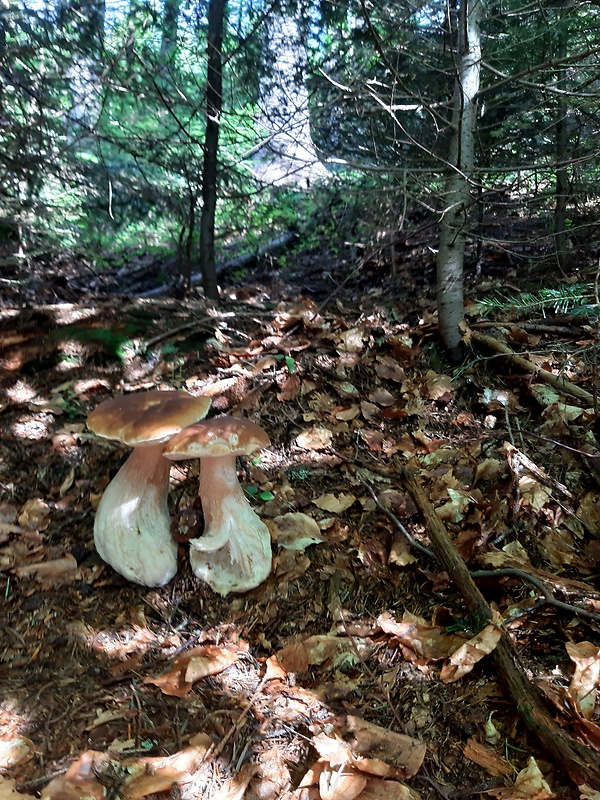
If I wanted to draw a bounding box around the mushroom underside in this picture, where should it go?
[94,445,178,587]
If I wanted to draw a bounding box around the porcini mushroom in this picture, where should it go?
[163,416,272,595]
[87,390,211,586]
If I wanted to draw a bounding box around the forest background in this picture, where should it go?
[3,0,599,348]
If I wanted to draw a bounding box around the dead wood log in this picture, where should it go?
[138,232,298,298]
[470,331,594,405]
[399,463,600,790]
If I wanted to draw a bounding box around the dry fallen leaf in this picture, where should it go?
[319,764,367,800]
[41,751,107,800]
[425,371,453,401]
[345,716,426,779]
[359,777,421,800]
[377,611,468,663]
[313,493,356,513]
[296,427,333,450]
[17,498,50,531]
[489,757,553,800]
[0,736,35,768]
[276,634,372,675]
[440,611,502,683]
[145,644,240,696]
[566,641,600,719]
[267,512,325,550]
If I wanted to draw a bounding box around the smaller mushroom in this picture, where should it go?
[87,390,211,586]
[163,416,272,595]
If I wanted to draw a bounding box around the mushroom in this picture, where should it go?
[163,416,272,595]
[87,390,211,586]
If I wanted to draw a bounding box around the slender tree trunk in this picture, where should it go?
[437,0,482,360]
[554,15,570,272]
[199,0,226,301]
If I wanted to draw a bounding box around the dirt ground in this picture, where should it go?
[2,238,600,800]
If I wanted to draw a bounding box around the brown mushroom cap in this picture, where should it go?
[88,390,211,446]
[164,416,270,460]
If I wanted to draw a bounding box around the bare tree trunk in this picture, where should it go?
[554,15,570,273]
[437,0,482,360]
[198,0,226,301]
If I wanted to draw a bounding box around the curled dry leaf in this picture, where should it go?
[566,641,600,719]
[319,764,367,800]
[345,716,426,779]
[440,611,503,683]
[336,327,366,353]
[313,493,356,513]
[267,512,325,550]
[359,777,421,800]
[41,741,212,800]
[580,785,600,800]
[210,763,258,800]
[296,427,333,451]
[0,736,35,768]
[377,611,468,663]
[41,751,106,800]
[276,633,373,675]
[368,388,396,407]
[425,371,453,401]
[488,757,553,800]
[145,644,240,697]
[17,498,50,531]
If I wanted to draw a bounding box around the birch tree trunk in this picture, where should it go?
[437,0,482,360]
[199,0,227,300]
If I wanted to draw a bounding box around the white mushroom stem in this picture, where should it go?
[94,444,178,587]
[189,454,272,595]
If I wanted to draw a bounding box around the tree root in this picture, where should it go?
[470,331,594,405]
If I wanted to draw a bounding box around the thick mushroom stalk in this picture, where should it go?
[88,390,211,587]
[94,444,177,587]
[189,454,272,595]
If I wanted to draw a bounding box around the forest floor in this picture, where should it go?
[2,223,600,800]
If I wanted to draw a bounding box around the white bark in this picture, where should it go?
[253,13,328,187]
[437,0,482,358]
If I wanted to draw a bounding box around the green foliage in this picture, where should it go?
[246,486,275,502]
[478,285,597,318]
[53,325,143,361]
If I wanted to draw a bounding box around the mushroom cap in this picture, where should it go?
[87,390,211,447]
[163,416,270,460]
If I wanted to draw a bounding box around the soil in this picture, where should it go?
[1,227,600,800]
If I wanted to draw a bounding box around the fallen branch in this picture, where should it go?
[399,463,600,789]
[470,330,594,405]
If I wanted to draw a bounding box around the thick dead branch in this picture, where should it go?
[399,464,600,789]
[470,331,594,405]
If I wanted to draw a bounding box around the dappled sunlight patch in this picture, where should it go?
[3,381,37,403]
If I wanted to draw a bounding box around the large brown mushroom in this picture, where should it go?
[163,416,272,595]
[87,390,211,586]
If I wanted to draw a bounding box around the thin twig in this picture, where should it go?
[358,476,434,557]
[471,569,600,624]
